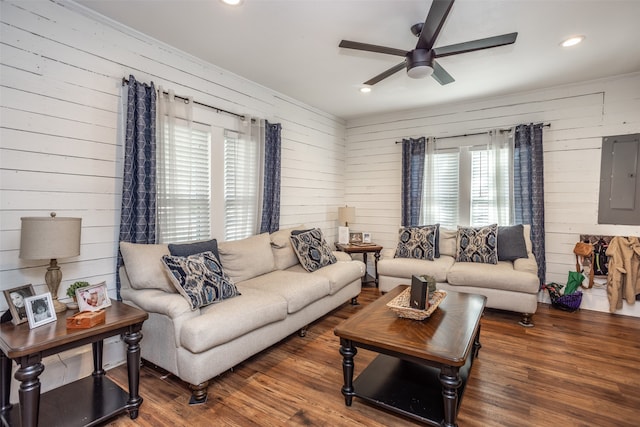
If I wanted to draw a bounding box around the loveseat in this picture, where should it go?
[377,224,540,326]
[118,227,365,404]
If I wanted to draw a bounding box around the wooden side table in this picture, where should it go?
[335,243,383,287]
[0,301,148,427]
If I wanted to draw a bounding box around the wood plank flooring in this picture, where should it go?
[105,288,640,426]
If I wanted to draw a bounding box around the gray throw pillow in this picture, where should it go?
[169,239,219,260]
[497,225,528,261]
[456,224,498,264]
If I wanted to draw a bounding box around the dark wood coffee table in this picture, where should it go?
[334,285,486,427]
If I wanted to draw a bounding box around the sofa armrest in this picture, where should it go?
[121,286,195,320]
[333,251,352,262]
[514,254,538,276]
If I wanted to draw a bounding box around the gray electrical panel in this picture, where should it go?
[598,133,640,225]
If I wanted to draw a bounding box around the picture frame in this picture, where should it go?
[4,284,36,325]
[24,292,56,329]
[349,232,363,244]
[362,232,372,243]
[76,282,111,312]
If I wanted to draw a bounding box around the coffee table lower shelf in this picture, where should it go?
[353,354,472,426]
[1,375,129,427]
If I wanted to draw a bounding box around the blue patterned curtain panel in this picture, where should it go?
[401,137,426,227]
[260,121,282,233]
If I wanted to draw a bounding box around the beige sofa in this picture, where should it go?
[378,225,539,326]
[118,227,365,404]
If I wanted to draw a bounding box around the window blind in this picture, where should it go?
[224,130,260,241]
[431,151,460,229]
[157,124,211,243]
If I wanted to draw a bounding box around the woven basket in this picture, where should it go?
[386,288,446,320]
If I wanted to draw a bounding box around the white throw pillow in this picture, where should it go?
[119,242,175,293]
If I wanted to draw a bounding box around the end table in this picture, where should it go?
[0,301,148,427]
[335,243,383,287]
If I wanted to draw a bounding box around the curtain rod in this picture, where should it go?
[394,123,551,144]
[122,77,246,121]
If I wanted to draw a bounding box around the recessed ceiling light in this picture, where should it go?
[360,86,372,93]
[561,35,585,47]
[221,0,242,5]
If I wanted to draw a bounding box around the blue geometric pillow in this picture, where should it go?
[394,224,439,260]
[162,251,240,310]
[290,228,337,272]
[456,224,498,264]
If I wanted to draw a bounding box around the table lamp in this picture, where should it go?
[20,212,82,313]
[338,206,355,244]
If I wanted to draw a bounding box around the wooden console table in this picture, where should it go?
[0,301,148,427]
[335,243,383,287]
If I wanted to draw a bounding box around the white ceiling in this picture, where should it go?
[75,0,640,120]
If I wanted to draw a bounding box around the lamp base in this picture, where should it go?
[45,259,68,313]
[52,298,67,314]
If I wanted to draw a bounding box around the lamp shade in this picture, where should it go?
[20,214,82,260]
[338,206,356,226]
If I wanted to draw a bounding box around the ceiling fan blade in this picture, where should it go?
[364,61,407,85]
[431,60,455,85]
[416,0,455,50]
[433,32,518,58]
[339,40,408,57]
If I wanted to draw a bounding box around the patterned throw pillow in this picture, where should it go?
[162,251,240,310]
[290,228,337,272]
[394,224,439,260]
[456,224,498,264]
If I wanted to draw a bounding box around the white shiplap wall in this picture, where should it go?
[0,0,346,396]
[345,72,640,316]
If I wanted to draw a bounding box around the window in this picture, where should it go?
[157,122,211,243]
[422,135,512,228]
[156,99,263,243]
[223,129,261,241]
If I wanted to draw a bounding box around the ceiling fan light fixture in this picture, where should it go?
[407,64,434,79]
[359,86,372,93]
[561,35,585,47]
[406,49,434,79]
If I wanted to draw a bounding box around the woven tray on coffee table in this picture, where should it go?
[386,288,447,320]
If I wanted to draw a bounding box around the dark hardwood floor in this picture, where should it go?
[105,287,640,426]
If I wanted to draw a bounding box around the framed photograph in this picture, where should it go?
[4,284,36,325]
[24,292,56,329]
[349,232,363,244]
[76,282,111,312]
[362,232,372,243]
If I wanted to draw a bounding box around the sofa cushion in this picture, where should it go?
[169,239,219,260]
[394,224,439,260]
[497,225,528,261]
[270,225,306,270]
[377,255,454,282]
[287,259,365,294]
[239,270,331,313]
[447,261,539,294]
[180,286,288,353]
[218,233,276,283]
[119,242,175,293]
[439,228,457,257]
[456,224,498,264]
[162,251,240,310]
[290,228,337,272]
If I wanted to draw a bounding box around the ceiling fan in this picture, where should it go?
[339,0,517,86]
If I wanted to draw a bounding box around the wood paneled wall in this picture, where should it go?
[344,73,640,315]
[0,0,346,302]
